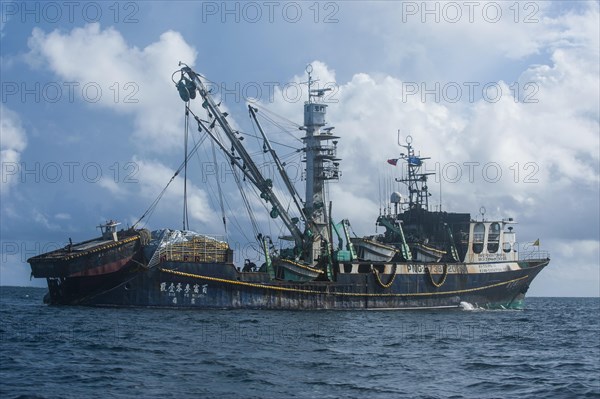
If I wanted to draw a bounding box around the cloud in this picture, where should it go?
[32,209,60,231]
[0,105,27,195]
[54,213,71,220]
[98,177,127,198]
[532,239,600,296]
[342,2,597,81]
[26,23,198,151]
[129,157,214,229]
[258,2,599,231]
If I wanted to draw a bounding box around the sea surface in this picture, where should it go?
[0,287,598,399]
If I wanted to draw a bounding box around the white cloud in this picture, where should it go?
[130,157,215,229]
[98,177,127,198]
[32,209,59,230]
[343,1,597,81]
[261,2,598,226]
[26,23,198,151]
[54,213,71,220]
[0,105,27,195]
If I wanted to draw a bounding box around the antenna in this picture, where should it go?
[305,64,332,104]
[306,64,313,103]
[439,168,443,212]
[378,175,382,216]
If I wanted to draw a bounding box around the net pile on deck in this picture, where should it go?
[144,229,229,265]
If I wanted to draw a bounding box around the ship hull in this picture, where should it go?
[28,232,146,305]
[42,259,549,310]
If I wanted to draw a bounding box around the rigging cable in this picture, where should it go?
[133,129,208,229]
[233,167,260,240]
[183,104,190,230]
[255,105,303,137]
[236,130,300,150]
[210,138,228,240]
[190,106,258,241]
[250,111,274,240]
[210,126,253,243]
[195,129,251,243]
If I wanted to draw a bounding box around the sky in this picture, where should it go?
[0,1,598,297]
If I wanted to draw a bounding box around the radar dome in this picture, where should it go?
[390,192,403,204]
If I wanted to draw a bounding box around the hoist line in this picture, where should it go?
[133,122,209,229]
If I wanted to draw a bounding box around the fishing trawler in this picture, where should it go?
[28,63,550,309]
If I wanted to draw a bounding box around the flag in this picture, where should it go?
[408,156,422,166]
[387,158,398,166]
[533,239,540,246]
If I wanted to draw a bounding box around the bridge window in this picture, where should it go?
[487,222,500,253]
[473,223,484,254]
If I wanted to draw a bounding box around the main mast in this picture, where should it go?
[175,63,342,268]
[302,64,341,263]
[395,136,432,210]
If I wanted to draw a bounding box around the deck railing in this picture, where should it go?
[520,250,550,260]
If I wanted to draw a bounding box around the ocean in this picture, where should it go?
[0,287,598,399]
